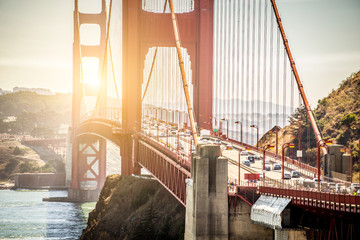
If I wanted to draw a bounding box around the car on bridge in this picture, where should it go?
[242,160,250,166]
[291,171,300,178]
[240,151,249,156]
[272,163,281,170]
[265,164,271,171]
[247,155,255,163]
[254,155,262,161]
[213,139,221,145]
[284,173,291,179]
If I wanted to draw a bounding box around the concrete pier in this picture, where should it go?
[185,144,228,240]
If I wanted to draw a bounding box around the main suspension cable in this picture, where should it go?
[94,0,113,115]
[168,0,198,145]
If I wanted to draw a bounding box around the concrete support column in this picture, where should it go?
[185,144,228,240]
[275,229,307,240]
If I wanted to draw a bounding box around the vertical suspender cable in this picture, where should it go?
[241,0,245,141]
[276,29,280,127]
[213,0,218,129]
[257,0,262,129]
[233,0,239,140]
[168,0,198,145]
[229,1,237,139]
[221,1,226,128]
[236,0,241,140]
[226,1,231,138]
[283,49,287,126]
[262,0,268,134]
[269,8,274,130]
[245,0,250,143]
[251,0,256,143]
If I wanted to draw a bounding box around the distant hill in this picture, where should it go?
[314,71,360,151]
[0,92,71,137]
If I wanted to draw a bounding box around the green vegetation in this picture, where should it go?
[0,92,71,137]
[0,158,64,180]
[262,70,360,171]
[12,146,25,155]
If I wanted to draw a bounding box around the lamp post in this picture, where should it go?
[221,118,229,139]
[282,143,295,179]
[341,147,353,183]
[157,123,159,141]
[317,139,332,186]
[235,121,243,144]
[250,125,259,149]
[220,145,233,157]
[262,144,275,179]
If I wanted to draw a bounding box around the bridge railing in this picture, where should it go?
[258,185,360,213]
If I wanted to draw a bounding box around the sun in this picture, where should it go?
[81,57,100,87]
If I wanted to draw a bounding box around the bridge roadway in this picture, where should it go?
[139,122,360,214]
[142,120,313,184]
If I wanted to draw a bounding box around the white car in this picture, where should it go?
[214,139,221,145]
[240,151,249,156]
[284,173,291,179]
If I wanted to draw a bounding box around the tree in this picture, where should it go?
[340,113,357,127]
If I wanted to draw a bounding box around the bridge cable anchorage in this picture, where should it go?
[141,0,168,102]
[270,0,325,154]
[94,0,113,116]
[168,0,198,146]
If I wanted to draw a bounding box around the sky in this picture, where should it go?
[0,0,359,107]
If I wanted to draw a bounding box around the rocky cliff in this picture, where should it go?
[81,175,185,240]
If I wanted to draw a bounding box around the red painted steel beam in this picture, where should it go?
[196,0,214,131]
[137,140,190,206]
[258,186,360,213]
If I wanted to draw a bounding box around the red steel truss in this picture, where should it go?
[137,139,191,206]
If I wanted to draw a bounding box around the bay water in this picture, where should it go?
[0,190,96,239]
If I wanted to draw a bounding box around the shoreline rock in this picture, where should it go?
[81,174,185,240]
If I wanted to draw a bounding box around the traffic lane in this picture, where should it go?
[222,149,285,180]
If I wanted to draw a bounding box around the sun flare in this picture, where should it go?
[81,57,100,86]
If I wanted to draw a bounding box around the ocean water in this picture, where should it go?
[0,190,96,240]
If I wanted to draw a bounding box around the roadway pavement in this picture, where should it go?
[142,121,314,184]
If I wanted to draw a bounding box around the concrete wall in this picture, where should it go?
[274,229,307,240]
[14,173,66,189]
[325,144,351,181]
[229,198,273,240]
